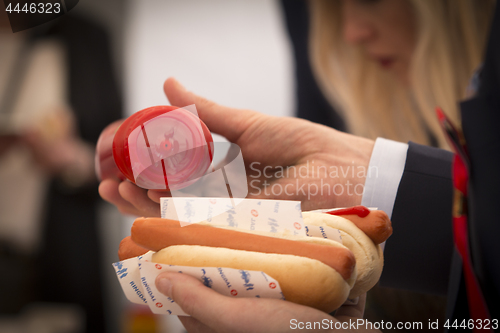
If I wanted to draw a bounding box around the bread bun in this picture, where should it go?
[152,240,352,313]
[302,212,383,298]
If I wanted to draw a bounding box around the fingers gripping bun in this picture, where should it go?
[152,244,351,313]
[302,212,384,298]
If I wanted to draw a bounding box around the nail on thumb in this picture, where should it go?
[157,277,173,297]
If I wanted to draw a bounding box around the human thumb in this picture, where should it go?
[163,77,260,142]
[155,272,232,324]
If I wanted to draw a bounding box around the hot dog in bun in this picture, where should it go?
[118,206,392,313]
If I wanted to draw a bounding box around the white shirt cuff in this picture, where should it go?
[361,138,408,219]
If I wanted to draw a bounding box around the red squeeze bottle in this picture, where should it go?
[95,105,214,190]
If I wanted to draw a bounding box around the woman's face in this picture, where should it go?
[340,0,416,84]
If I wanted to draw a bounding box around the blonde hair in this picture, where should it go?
[309,0,495,147]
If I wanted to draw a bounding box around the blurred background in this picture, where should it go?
[0,1,294,332]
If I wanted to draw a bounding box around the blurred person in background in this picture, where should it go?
[284,0,494,147]
[0,8,121,333]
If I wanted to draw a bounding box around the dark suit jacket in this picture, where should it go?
[382,2,500,328]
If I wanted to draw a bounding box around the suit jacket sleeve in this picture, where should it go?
[380,142,454,295]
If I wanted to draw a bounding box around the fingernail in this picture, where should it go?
[157,277,173,297]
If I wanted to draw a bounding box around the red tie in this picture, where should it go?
[436,107,491,331]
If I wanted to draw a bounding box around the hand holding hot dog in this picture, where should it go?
[99,78,375,217]
[154,272,379,333]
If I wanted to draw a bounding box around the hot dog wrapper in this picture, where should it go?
[113,198,344,315]
[113,251,284,315]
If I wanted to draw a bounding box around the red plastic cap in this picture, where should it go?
[112,106,214,190]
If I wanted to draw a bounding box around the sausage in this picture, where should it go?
[118,236,149,260]
[118,219,204,260]
[326,206,392,244]
[118,219,209,260]
[129,218,356,280]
